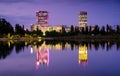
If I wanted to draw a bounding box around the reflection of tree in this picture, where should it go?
[44,40,120,51]
[88,42,100,51]
[100,42,105,49]
[0,41,14,59]
[106,42,114,51]
[31,40,44,48]
[0,41,33,60]
[88,42,92,50]
[94,42,99,50]
[45,40,61,45]
[62,41,66,50]
[67,41,79,51]
[70,42,74,50]
[0,40,120,61]
[15,42,25,53]
[116,42,120,51]
[87,41,119,51]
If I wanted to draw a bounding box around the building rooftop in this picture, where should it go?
[80,11,87,15]
[36,11,48,13]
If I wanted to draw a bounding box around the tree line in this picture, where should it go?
[45,25,120,37]
[0,18,120,38]
[0,18,43,38]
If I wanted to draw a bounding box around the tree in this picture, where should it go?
[70,25,74,32]
[45,30,60,37]
[0,18,14,35]
[100,26,105,35]
[93,25,99,35]
[106,24,113,35]
[36,29,43,36]
[81,27,85,34]
[116,25,120,34]
[89,26,92,35]
[15,24,25,36]
[61,26,67,36]
[106,24,110,33]
[84,26,88,34]
[74,26,79,35]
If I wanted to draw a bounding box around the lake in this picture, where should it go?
[0,40,120,76]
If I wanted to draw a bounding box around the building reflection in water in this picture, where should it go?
[30,41,89,69]
[36,48,49,69]
[78,44,88,66]
[31,42,49,70]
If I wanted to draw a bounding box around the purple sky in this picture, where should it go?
[0,0,120,29]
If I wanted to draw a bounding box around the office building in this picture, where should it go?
[36,11,48,26]
[78,11,87,28]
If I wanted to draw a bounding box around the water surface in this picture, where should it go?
[0,40,120,76]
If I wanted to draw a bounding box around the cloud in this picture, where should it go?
[0,3,37,17]
[0,0,33,3]
[0,0,119,7]
[0,2,37,28]
[0,0,119,4]
[0,0,120,28]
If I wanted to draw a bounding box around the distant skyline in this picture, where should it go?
[0,0,120,29]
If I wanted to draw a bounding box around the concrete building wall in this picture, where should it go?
[31,24,62,35]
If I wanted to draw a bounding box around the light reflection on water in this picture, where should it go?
[30,41,89,70]
[78,44,88,66]
[31,45,49,70]
[0,40,120,76]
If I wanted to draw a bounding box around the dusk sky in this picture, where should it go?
[0,0,120,29]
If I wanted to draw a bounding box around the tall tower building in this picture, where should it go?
[36,11,48,26]
[78,11,87,28]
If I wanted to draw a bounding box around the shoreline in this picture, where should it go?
[0,35,120,41]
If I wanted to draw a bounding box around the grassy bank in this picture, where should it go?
[0,37,41,41]
[42,35,120,42]
[0,34,120,41]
